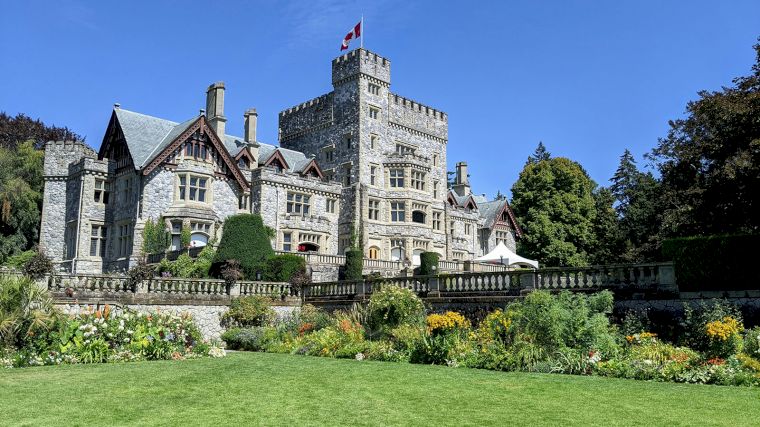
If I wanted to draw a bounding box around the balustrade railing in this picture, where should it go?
[536,263,671,290]
[49,274,132,293]
[303,262,676,300]
[239,281,295,297]
[0,267,23,281]
[147,277,227,295]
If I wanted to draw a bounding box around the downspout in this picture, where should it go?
[71,171,86,273]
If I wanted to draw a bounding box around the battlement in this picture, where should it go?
[44,140,98,177]
[279,93,333,118]
[389,93,448,122]
[332,48,391,86]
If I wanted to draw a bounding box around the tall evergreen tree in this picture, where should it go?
[526,141,551,165]
[589,187,625,265]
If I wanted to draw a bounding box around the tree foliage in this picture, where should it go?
[0,112,82,150]
[589,187,625,265]
[142,217,170,255]
[510,156,597,267]
[610,150,663,262]
[526,141,551,165]
[649,39,760,237]
[211,214,274,279]
[0,141,44,264]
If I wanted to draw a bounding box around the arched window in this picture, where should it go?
[412,210,426,224]
[368,246,379,259]
[190,233,208,248]
[298,242,319,252]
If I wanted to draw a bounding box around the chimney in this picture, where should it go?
[244,108,258,143]
[206,82,227,137]
[453,161,471,197]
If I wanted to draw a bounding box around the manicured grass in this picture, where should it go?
[1,352,758,426]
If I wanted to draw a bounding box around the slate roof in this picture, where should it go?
[113,108,312,173]
[478,199,507,229]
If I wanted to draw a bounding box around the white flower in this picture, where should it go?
[355,353,365,361]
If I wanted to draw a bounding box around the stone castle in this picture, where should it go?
[39,48,522,274]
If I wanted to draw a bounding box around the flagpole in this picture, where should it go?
[360,15,364,49]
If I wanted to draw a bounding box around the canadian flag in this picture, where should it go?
[340,21,362,51]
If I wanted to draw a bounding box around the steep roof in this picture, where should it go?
[110,108,312,174]
[478,200,506,229]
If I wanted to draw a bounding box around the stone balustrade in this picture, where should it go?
[302,262,677,301]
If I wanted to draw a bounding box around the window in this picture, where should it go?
[90,225,107,257]
[368,83,380,95]
[433,181,439,198]
[370,134,378,150]
[433,154,438,166]
[94,179,110,204]
[391,202,405,222]
[171,221,182,250]
[496,230,510,246]
[412,210,426,224]
[178,174,208,203]
[121,177,133,204]
[65,222,77,259]
[368,106,379,120]
[453,251,464,260]
[324,149,334,162]
[298,234,320,252]
[368,246,379,259]
[345,136,352,149]
[390,239,405,261]
[185,142,192,156]
[326,198,337,214]
[395,143,415,155]
[370,165,377,186]
[465,223,472,235]
[118,223,133,257]
[283,232,292,252]
[433,212,442,231]
[238,194,250,210]
[286,192,310,215]
[411,171,425,190]
[343,165,352,186]
[449,221,455,235]
[368,199,380,220]
[238,157,249,169]
[389,169,404,188]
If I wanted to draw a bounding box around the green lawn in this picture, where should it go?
[1,352,758,426]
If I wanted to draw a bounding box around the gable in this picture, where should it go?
[263,149,290,170]
[141,116,250,190]
[99,112,136,171]
[494,201,523,238]
[300,159,324,179]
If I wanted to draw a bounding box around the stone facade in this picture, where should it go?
[279,48,520,264]
[40,49,523,275]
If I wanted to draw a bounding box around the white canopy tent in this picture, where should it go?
[474,242,539,269]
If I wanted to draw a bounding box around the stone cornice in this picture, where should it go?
[388,121,447,144]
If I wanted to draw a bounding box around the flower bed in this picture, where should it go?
[221,287,760,386]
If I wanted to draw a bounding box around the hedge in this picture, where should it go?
[661,234,760,291]
[211,214,274,279]
[343,249,363,280]
[418,252,439,276]
[264,254,306,282]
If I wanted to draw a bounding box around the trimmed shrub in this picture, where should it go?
[221,295,275,328]
[211,214,273,279]
[744,326,760,359]
[418,252,439,276]
[343,249,363,280]
[662,234,760,291]
[264,254,306,282]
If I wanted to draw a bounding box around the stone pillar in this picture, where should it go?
[428,276,440,297]
[229,282,240,297]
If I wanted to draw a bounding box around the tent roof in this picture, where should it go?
[474,242,539,269]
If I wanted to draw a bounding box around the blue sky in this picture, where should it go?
[1,1,758,199]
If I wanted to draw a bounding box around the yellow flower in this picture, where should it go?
[706,317,743,341]
[426,311,470,333]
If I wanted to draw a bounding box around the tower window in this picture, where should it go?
[368,83,380,95]
[390,202,405,222]
[368,106,380,120]
[94,179,110,204]
[368,199,380,220]
[389,169,404,188]
[286,192,310,215]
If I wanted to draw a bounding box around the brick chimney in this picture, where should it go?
[206,82,226,137]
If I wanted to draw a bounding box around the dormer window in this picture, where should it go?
[238,157,249,170]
